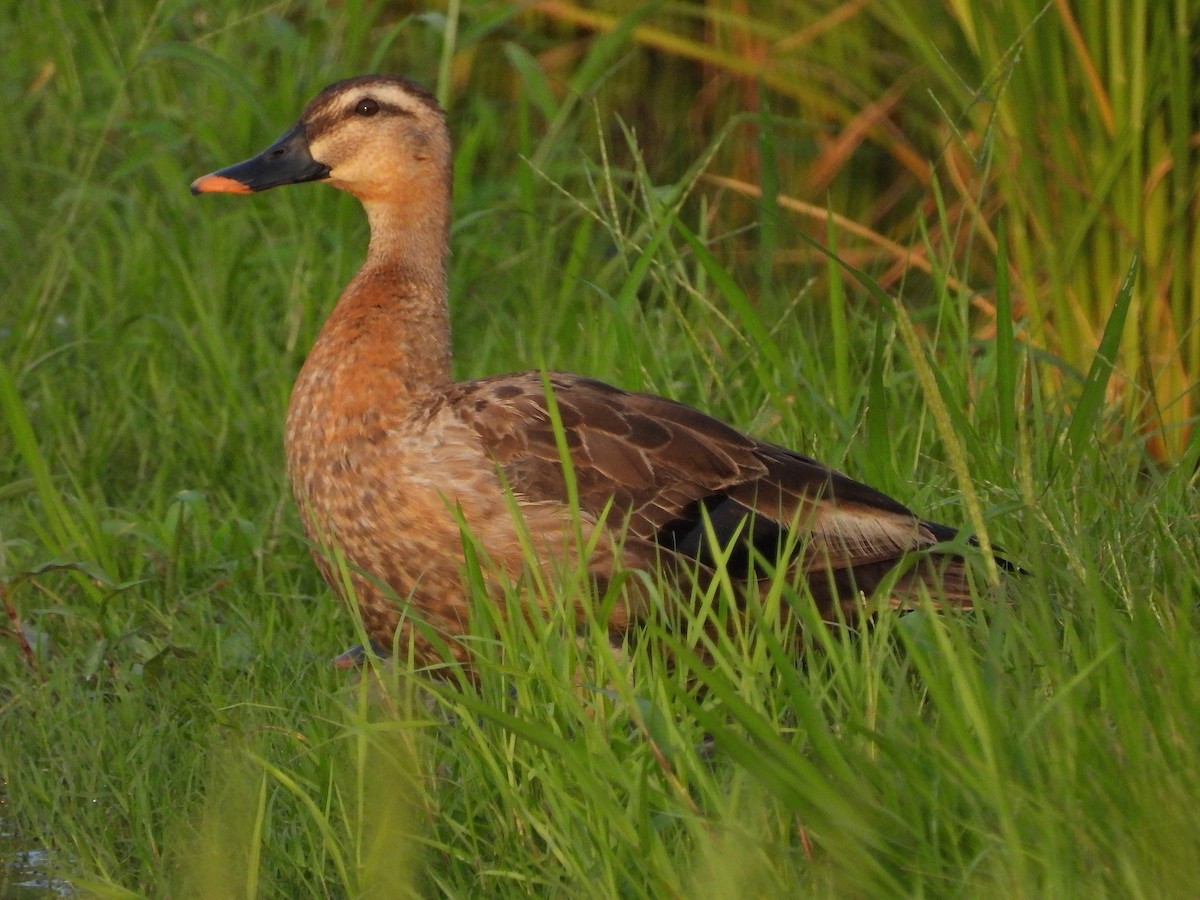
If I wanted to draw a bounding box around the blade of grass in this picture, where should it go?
[674,218,786,378]
[0,361,104,586]
[995,225,1017,451]
[826,205,851,413]
[756,83,779,309]
[1064,254,1138,456]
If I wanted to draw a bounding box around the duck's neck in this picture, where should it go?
[304,198,454,403]
[362,200,450,298]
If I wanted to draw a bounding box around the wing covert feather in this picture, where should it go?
[453,373,944,577]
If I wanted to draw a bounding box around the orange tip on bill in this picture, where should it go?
[190,173,253,195]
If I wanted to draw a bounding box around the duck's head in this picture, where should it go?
[191,75,449,206]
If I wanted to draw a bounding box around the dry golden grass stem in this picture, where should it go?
[527,1,847,121]
[810,74,930,193]
[1053,0,1114,135]
[703,172,1002,317]
[776,0,871,52]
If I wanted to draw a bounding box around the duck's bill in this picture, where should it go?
[190,125,330,195]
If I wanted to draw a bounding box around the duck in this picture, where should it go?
[192,74,997,670]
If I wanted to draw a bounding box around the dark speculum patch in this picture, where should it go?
[655,493,787,579]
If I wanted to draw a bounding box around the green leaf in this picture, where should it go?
[1064,254,1138,456]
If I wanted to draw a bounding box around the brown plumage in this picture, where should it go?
[192,75,990,668]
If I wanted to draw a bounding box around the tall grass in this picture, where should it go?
[900,0,1198,457]
[524,0,1199,458]
[2,0,1199,897]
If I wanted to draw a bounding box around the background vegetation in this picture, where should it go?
[1,0,1197,896]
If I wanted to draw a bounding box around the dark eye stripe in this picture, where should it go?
[373,101,415,118]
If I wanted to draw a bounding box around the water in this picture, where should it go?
[0,823,73,899]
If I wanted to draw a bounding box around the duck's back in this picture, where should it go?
[455,372,974,611]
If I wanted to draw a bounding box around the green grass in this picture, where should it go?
[3,1,1200,897]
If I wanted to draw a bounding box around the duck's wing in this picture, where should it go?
[453,373,968,601]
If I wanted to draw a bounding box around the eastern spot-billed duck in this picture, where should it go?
[192,75,1000,669]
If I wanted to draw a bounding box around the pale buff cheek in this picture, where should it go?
[320,127,441,202]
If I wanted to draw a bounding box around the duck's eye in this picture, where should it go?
[355,98,380,117]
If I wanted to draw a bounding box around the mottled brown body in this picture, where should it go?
[193,75,992,668]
